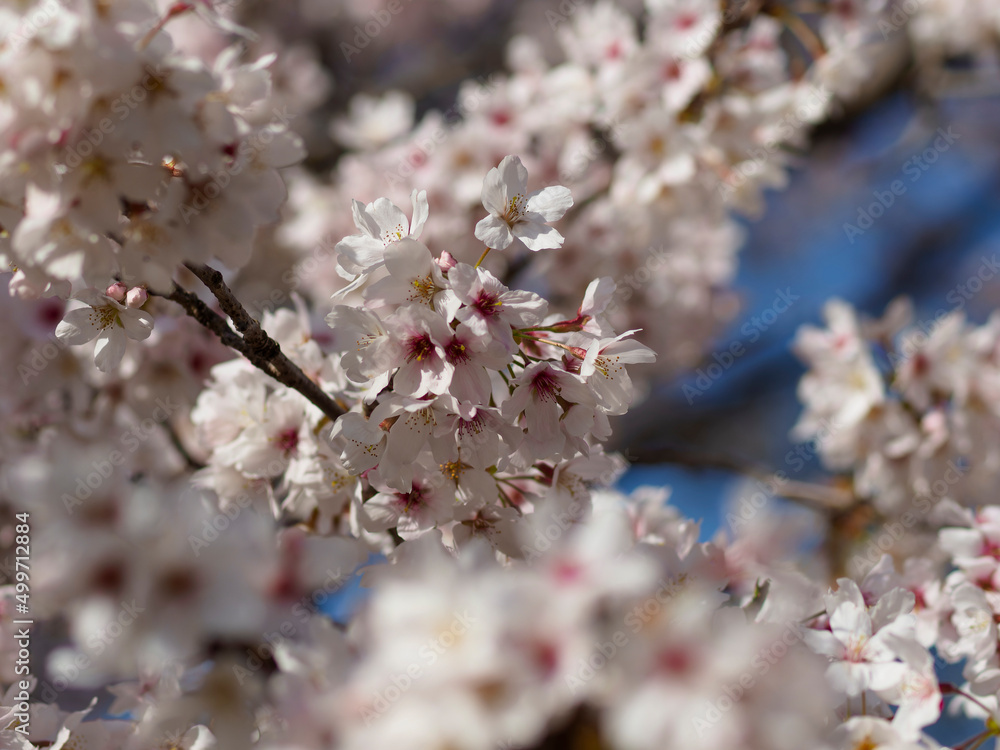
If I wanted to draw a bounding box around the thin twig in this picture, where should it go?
[155,265,346,423]
[627,445,855,513]
[160,285,247,351]
[162,418,207,471]
[768,6,826,61]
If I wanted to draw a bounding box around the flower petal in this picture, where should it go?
[526,185,573,221]
[475,215,513,250]
[369,198,408,242]
[93,328,126,372]
[55,307,104,345]
[409,189,429,238]
[480,163,508,216]
[336,235,387,276]
[383,238,432,279]
[359,495,400,532]
[351,199,380,238]
[497,154,528,199]
[75,288,114,307]
[514,221,564,252]
[119,309,155,341]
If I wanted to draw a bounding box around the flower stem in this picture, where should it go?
[955,729,994,750]
[515,333,583,357]
[942,684,1000,720]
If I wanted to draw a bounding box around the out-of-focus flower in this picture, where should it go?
[55,288,154,372]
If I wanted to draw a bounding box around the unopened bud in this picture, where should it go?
[126,287,148,308]
[436,251,457,272]
[106,282,127,302]
[550,316,586,333]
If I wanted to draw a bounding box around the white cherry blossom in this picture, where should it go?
[55,288,154,372]
[805,580,915,698]
[474,155,573,251]
[336,190,430,278]
[447,262,547,353]
[579,329,657,415]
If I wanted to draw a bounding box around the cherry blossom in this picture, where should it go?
[579,330,657,415]
[54,288,154,372]
[474,155,573,251]
[4,2,1000,749]
[804,579,915,698]
[447,262,547,354]
[336,191,430,279]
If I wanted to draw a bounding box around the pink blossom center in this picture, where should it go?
[662,61,682,81]
[458,413,485,439]
[395,486,425,514]
[446,337,471,364]
[675,12,698,30]
[843,634,869,663]
[38,298,65,328]
[657,646,695,675]
[980,537,1000,559]
[833,0,856,20]
[189,351,209,377]
[911,353,930,376]
[552,560,582,583]
[406,334,435,363]
[530,369,560,401]
[534,642,559,678]
[474,290,504,318]
[276,428,299,455]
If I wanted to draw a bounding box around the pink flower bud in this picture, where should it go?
[436,251,457,272]
[126,287,148,308]
[550,316,586,333]
[106,282,127,302]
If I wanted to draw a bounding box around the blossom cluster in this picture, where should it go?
[275,0,840,382]
[936,506,1000,723]
[255,0,1000,390]
[0,0,303,307]
[191,155,655,556]
[792,298,1000,517]
[257,493,834,750]
[3,2,1000,750]
[9,481,1000,750]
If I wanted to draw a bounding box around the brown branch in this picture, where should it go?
[161,285,246,351]
[766,5,826,61]
[156,265,346,423]
[628,445,856,513]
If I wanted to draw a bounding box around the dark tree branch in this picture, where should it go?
[162,284,247,351]
[155,264,346,423]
